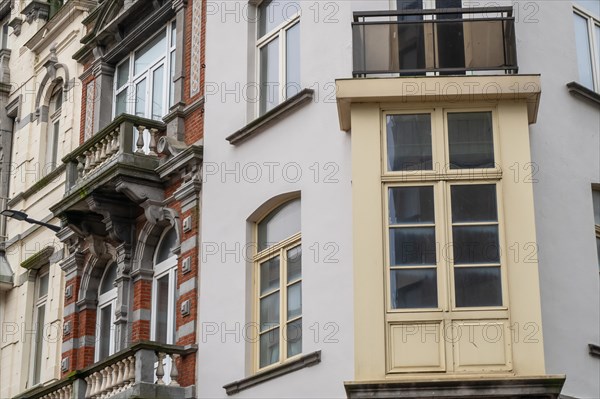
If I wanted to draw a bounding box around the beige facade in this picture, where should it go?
[0,1,90,397]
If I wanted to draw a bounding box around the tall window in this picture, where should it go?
[114,20,176,120]
[30,270,49,386]
[96,263,117,361]
[592,188,600,268]
[384,110,505,311]
[152,227,178,345]
[573,4,600,91]
[1,22,8,49]
[257,0,300,115]
[254,198,302,370]
[46,86,62,171]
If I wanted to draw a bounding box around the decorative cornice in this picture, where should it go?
[21,0,51,23]
[20,246,55,270]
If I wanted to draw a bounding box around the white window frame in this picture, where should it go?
[29,269,49,387]
[113,20,176,121]
[46,86,62,172]
[573,5,600,91]
[256,1,300,115]
[95,265,117,362]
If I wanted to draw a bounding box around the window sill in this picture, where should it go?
[223,350,321,395]
[566,81,600,106]
[225,88,314,145]
[590,343,600,358]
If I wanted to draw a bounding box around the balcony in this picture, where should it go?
[352,7,517,77]
[16,341,196,399]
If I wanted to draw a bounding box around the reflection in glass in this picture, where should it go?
[573,12,594,89]
[135,79,147,117]
[134,31,166,75]
[387,114,432,171]
[286,23,300,98]
[260,257,280,295]
[287,246,301,282]
[260,328,280,368]
[391,268,437,308]
[455,267,502,307]
[287,282,301,319]
[99,305,113,360]
[448,112,494,169]
[155,274,169,343]
[152,66,164,120]
[260,292,280,331]
[452,225,500,264]
[389,186,434,224]
[258,199,300,251]
[390,227,436,266]
[260,38,280,115]
[451,185,498,223]
[286,319,302,357]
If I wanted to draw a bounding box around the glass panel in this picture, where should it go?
[389,186,434,224]
[596,237,600,266]
[258,0,300,37]
[390,227,436,266]
[287,282,301,319]
[152,65,165,120]
[260,256,280,295]
[156,228,177,264]
[387,114,432,171]
[116,89,128,116]
[285,22,300,98]
[448,112,495,169]
[260,292,280,331]
[595,24,600,79]
[117,59,130,89]
[592,190,600,225]
[287,246,301,282]
[171,20,177,47]
[169,51,176,108]
[260,37,280,115]
[135,79,147,117]
[451,185,498,223]
[99,304,113,359]
[38,273,49,298]
[32,304,45,385]
[259,328,279,368]
[435,20,465,72]
[467,21,506,69]
[391,268,437,309]
[155,274,170,343]
[100,263,117,295]
[286,318,302,357]
[258,199,300,251]
[573,12,594,89]
[51,122,59,166]
[1,23,8,49]
[134,31,167,75]
[455,267,502,307]
[452,225,500,264]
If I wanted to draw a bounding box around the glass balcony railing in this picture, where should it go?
[352,7,517,77]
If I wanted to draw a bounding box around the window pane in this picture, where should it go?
[387,114,432,171]
[135,31,167,75]
[171,20,177,47]
[38,273,49,298]
[389,186,434,224]
[452,225,500,264]
[287,282,301,319]
[260,292,280,331]
[287,245,301,282]
[135,79,147,117]
[259,0,300,37]
[574,13,594,89]
[391,268,437,309]
[390,227,436,266]
[117,59,130,89]
[156,228,177,264]
[100,263,117,295]
[260,256,280,295]
[99,304,113,359]
[592,190,600,225]
[152,65,165,120]
[448,112,494,169]
[286,318,302,357]
[596,237,600,266]
[169,50,176,108]
[285,22,300,98]
[259,328,280,368]
[33,304,45,385]
[1,23,8,49]
[260,38,280,115]
[51,122,59,166]
[155,274,169,343]
[455,266,502,307]
[258,199,300,251]
[451,185,498,223]
[116,89,128,116]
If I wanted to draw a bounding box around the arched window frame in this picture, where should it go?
[45,84,63,171]
[253,198,302,372]
[95,262,118,362]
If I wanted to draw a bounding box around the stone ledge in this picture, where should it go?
[223,350,321,395]
[226,88,314,145]
[344,375,566,399]
[567,81,600,106]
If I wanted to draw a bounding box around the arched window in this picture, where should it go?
[254,198,302,370]
[46,85,62,171]
[151,227,177,345]
[96,262,117,361]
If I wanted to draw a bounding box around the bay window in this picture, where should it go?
[257,0,300,115]
[254,198,302,370]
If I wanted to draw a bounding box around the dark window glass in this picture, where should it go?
[455,267,502,307]
[448,112,494,169]
[391,268,438,308]
[387,114,432,171]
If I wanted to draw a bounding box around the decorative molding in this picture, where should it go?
[84,80,95,140]
[226,89,314,145]
[8,17,22,36]
[20,246,55,270]
[223,351,321,395]
[21,0,51,23]
[190,0,202,97]
[567,81,600,106]
[7,164,66,207]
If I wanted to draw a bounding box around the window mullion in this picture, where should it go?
[279,29,285,104]
[280,246,287,362]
